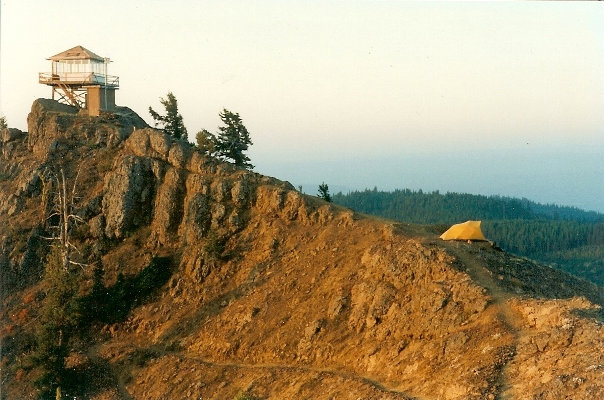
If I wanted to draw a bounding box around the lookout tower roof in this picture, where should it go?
[48,45,105,62]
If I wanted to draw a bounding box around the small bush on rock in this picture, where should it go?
[204,231,228,261]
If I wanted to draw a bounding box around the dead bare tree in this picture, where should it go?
[42,168,86,270]
[34,167,90,398]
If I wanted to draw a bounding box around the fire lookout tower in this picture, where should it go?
[39,45,119,116]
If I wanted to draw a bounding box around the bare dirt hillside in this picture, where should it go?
[1,100,602,400]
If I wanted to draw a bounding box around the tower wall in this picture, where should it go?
[86,86,116,116]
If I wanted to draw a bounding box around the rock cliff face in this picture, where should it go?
[101,127,293,242]
[26,98,147,156]
[0,100,602,400]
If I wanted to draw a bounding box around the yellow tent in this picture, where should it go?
[440,220,487,241]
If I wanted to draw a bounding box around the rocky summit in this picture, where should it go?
[0,99,602,400]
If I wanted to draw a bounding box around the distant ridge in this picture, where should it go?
[333,188,604,224]
[333,188,604,285]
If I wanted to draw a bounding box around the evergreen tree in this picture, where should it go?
[34,247,83,399]
[148,92,187,140]
[195,129,217,156]
[0,116,7,130]
[318,182,332,202]
[214,109,253,169]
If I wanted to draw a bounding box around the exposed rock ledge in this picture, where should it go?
[102,126,311,244]
[26,98,148,156]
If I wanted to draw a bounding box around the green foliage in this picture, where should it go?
[333,188,604,285]
[195,129,216,156]
[33,247,84,398]
[482,220,604,255]
[0,116,7,129]
[214,109,253,169]
[318,182,332,202]
[333,189,603,223]
[234,391,259,400]
[541,245,604,286]
[135,257,173,295]
[482,220,604,285]
[204,231,228,261]
[30,249,173,398]
[148,92,187,140]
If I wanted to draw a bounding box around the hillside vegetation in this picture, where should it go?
[333,189,604,285]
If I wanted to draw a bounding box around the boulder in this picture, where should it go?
[148,129,172,159]
[168,140,193,168]
[1,128,25,143]
[126,128,151,156]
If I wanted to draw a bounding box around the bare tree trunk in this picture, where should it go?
[41,175,53,226]
[60,169,70,269]
[43,168,84,270]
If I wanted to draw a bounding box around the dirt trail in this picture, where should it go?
[170,352,418,399]
[86,344,135,400]
[443,244,520,318]
[441,242,523,400]
[86,343,418,399]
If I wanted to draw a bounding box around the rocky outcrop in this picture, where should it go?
[0,167,44,217]
[505,297,604,399]
[0,126,32,216]
[88,125,604,400]
[1,127,25,144]
[101,127,296,244]
[0,126,26,163]
[26,98,147,156]
[102,155,158,239]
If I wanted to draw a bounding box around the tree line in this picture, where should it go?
[333,188,604,285]
[332,188,603,223]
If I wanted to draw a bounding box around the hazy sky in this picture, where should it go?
[1,1,603,212]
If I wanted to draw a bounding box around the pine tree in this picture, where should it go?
[34,247,83,399]
[195,129,216,156]
[214,109,253,169]
[148,92,187,140]
[318,182,332,202]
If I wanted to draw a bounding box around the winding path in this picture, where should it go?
[441,242,524,400]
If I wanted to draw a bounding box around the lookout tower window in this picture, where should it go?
[91,61,103,74]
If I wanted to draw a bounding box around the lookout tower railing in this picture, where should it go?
[39,72,119,87]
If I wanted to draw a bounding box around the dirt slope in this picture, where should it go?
[1,100,602,400]
[87,218,600,400]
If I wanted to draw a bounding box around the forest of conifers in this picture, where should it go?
[332,189,604,286]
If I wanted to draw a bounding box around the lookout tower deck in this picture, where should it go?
[39,45,119,116]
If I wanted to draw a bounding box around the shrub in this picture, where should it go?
[234,391,259,400]
[204,231,228,261]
